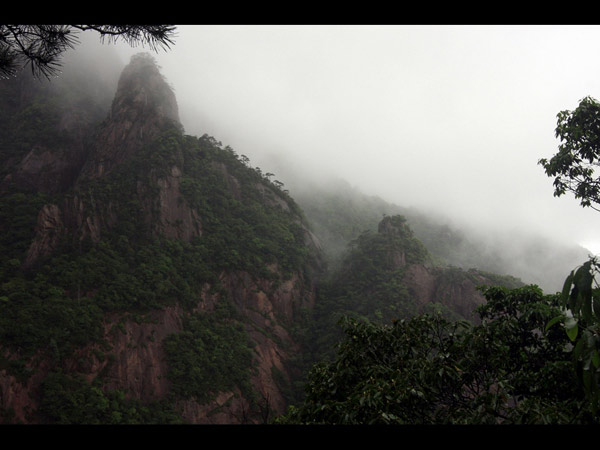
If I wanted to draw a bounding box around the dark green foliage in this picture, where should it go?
[0,91,314,424]
[539,96,600,212]
[0,191,50,261]
[0,282,104,367]
[328,216,428,318]
[44,236,204,313]
[278,285,593,424]
[39,371,182,424]
[178,133,312,280]
[0,192,105,377]
[539,96,600,414]
[548,257,600,413]
[305,217,428,364]
[163,301,256,404]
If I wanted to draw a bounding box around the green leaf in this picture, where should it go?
[577,263,594,323]
[573,337,585,361]
[564,316,579,341]
[545,314,564,332]
[561,271,574,305]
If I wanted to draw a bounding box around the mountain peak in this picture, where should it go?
[79,53,182,179]
[378,215,407,237]
[112,53,180,125]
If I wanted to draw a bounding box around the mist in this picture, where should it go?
[67,25,600,287]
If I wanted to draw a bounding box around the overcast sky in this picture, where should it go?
[107,25,600,253]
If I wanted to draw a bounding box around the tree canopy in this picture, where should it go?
[277,286,593,424]
[537,95,600,415]
[539,96,600,211]
[0,25,176,79]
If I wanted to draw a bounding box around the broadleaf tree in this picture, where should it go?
[539,95,600,414]
[539,96,600,212]
[276,286,593,424]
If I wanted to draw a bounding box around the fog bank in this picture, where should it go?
[77,25,600,260]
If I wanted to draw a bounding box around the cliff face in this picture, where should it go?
[79,53,181,180]
[0,53,322,424]
[401,264,488,322]
[0,46,120,195]
[377,215,504,321]
[0,50,505,425]
[319,214,514,334]
[23,53,199,266]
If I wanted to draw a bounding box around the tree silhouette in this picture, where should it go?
[0,25,176,79]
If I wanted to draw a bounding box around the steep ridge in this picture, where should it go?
[306,214,523,365]
[0,53,323,423]
[78,53,182,180]
[0,49,531,425]
[288,177,587,293]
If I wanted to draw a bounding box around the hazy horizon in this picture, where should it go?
[67,25,600,257]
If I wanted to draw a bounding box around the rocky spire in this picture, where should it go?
[79,53,182,179]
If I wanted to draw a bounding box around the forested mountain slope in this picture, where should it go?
[0,48,574,425]
[301,214,523,367]
[0,53,322,424]
[290,177,590,293]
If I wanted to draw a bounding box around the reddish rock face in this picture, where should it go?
[1,52,322,424]
[154,165,202,241]
[402,264,488,323]
[0,266,315,424]
[23,204,64,268]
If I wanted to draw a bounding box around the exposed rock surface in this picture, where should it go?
[1,53,320,424]
[23,204,64,269]
[79,53,182,180]
[3,145,85,194]
[0,52,119,194]
[22,53,198,267]
[373,215,491,321]
[153,165,202,241]
[402,264,488,322]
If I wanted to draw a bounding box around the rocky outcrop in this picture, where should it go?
[402,264,489,322]
[0,350,52,423]
[378,215,409,269]
[2,145,85,194]
[0,261,315,424]
[153,165,202,241]
[402,264,437,307]
[1,52,322,424]
[0,52,119,195]
[79,53,182,180]
[23,204,64,269]
[21,53,196,266]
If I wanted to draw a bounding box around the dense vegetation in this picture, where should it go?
[276,95,600,425]
[0,69,315,422]
[3,50,600,425]
[299,215,522,367]
[39,372,182,424]
[163,300,256,404]
[303,216,428,364]
[538,96,600,416]
[278,285,595,424]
